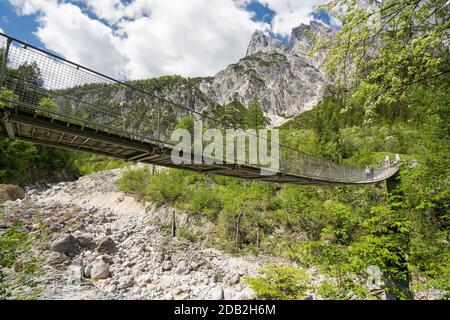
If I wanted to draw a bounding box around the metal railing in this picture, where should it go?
[0,32,398,184]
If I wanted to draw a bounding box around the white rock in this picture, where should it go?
[162,261,173,271]
[90,261,110,280]
[164,293,174,300]
[176,261,187,274]
[228,274,240,285]
[210,285,224,300]
[67,265,84,284]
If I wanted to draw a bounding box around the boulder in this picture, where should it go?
[118,276,135,289]
[176,260,187,274]
[162,261,173,272]
[44,251,71,266]
[96,237,117,254]
[51,234,79,257]
[49,223,64,233]
[84,264,93,278]
[77,233,95,248]
[228,274,241,286]
[0,185,25,203]
[90,261,110,279]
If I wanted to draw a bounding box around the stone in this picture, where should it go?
[51,234,79,257]
[164,293,174,300]
[118,276,135,289]
[176,260,187,274]
[136,274,152,285]
[97,237,117,254]
[192,287,201,297]
[210,285,224,300]
[44,251,70,266]
[0,184,25,203]
[228,274,240,286]
[84,264,93,278]
[90,261,110,279]
[237,288,254,300]
[67,265,84,284]
[155,252,165,263]
[13,260,23,272]
[162,261,173,272]
[190,262,199,271]
[77,233,94,248]
[0,222,13,229]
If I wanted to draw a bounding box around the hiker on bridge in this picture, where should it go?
[370,166,375,180]
[365,166,371,180]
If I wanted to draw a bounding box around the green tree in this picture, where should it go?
[245,264,311,300]
[244,98,269,129]
[319,0,450,124]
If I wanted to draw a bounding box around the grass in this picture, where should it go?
[0,221,44,299]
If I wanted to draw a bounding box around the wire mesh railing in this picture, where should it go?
[0,33,398,184]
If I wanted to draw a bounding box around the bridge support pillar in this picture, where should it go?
[1,111,15,139]
[4,122,15,139]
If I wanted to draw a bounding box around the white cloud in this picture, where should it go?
[82,0,125,24]
[11,0,125,78]
[0,27,4,33]
[10,0,267,80]
[117,0,266,79]
[258,0,329,37]
[8,0,332,80]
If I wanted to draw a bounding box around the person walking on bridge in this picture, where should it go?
[365,166,371,180]
[370,166,375,180]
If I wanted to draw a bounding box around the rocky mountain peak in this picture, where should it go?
[246,30,287,56]
[289,20,334,56]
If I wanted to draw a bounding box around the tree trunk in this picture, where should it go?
[171,210,177,238]
[236,212,242,250]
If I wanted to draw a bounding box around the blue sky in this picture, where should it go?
[0,0,331,78]
[0,0,42,46]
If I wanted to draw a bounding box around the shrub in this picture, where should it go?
[0,223,29,268]
[189,188,223,219]
[143,171,185,206]
[74,155,129,175]
[118,169,153,194]
[245,264,311,300]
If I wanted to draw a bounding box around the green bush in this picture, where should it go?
[0,223,29,268]
[143,171,185,206]
[245,264,311,300]
[74,154,129,175]
[189,188,223,219]
[118,169,153,194]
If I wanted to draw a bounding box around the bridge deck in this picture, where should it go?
[0,108,398,186]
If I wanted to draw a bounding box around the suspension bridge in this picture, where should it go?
[0,33,398,186]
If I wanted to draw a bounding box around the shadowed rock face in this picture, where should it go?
[246,30,287,56]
